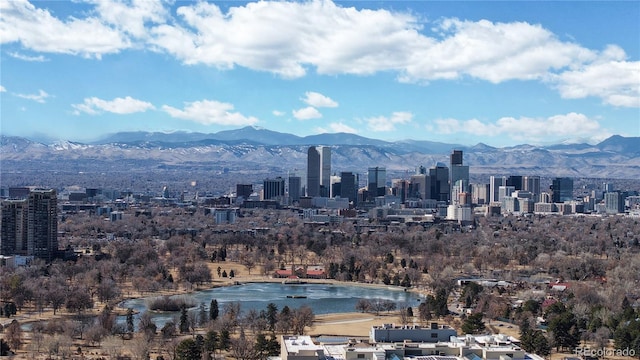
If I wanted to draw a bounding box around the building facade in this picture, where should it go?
[307,146,331,197]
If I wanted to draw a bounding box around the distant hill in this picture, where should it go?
[1,130,639,179]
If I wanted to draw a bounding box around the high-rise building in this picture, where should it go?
[471,183,490,205]
[489,176,506,203]
[523,176,541,202]
[498,185,515,203]
[368,167,387,198]
[604,191,625,214]
[27,189,58,262]
[449,150,469,204]
[506,176,523,191]
[339,172,358,204]
[307,146,331,197]
[288,176,301,204]
[263,177,285,200]
[450,150,463,166]
[409,174,430,200]
[392,179,409,204]
[1,199,28,256]
[551,177,574,203]
[236,184,253,199]
[429,163,450,202]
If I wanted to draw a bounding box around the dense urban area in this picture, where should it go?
[1,147,640,360]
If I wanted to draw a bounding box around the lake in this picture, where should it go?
[120,282,419,327]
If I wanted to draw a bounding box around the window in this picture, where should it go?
[357,354,365,358]
[431,333,438,338]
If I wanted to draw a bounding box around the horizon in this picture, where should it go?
[1,1,639,147]
[1,125,636,148]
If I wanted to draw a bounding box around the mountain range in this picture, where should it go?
[2,126,639,179]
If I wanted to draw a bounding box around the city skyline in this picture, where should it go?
[1,1,639,147]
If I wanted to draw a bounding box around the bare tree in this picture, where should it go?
[292,306,315,335]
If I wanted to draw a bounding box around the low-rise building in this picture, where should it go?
[370,323,457,343]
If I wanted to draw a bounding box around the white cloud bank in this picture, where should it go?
[73,96,155,115]
[0,85,6,92]
[434,112,610,143]
[162,100,259,126]
[367,111,413,132]
[2,0,638,106]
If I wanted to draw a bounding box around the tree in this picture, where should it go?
[461,282,484,308]
[161,321,176,339]
[5,320,22,351]
[461,313,486,334]
[292,306,315,335]
[138,312,157,337]
[210,299,219,321]
[180,305,190,333]
[356,299,371,313]
[126,308,135,334]
[65,287,93,315]
[265,303,278,332]
[400,274,411,288]
[204,330,219,358]
[0,339,10,356]
[219,329,231,351]
[278,306,293,334]
[231,330,257,360]
[548,311,580,351]
[176,338,201,360]
[255,333,279,360]
[399,307,411,325]
[199,302,208,327]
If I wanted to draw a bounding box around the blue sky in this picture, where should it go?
[1,0,639,147]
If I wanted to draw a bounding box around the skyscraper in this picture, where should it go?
[236,184,253,199]
[409,174,430,200]
[429,163,450,202]
[489,176,506,203]
[368,167,386,198]
[288,176,301,204]
[506,176,523,191]
[1,199,28,256]
[307,146,331,197]
[339,172,358,204]
[449,150,469,204]
[551,177,574,203]
[27,189,58,262]
[523,176,541,202]
[604,191,625,214]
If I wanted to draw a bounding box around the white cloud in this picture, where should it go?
[553,46,640,107]
[367,111,413,132]
[16,89,50,103]
[162,100,258,126]
[434,112,607,143]
[87,0,168,38]
[401,19,596,84]
[0,85,6,92]
[72,96,155,115]
[292,106,322,120]
[302,91,338,108]
[329,122,357,133]
[8,51,48,62]
[2,0,637,107]
[272,110,285,116]
[0,0,130,58]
